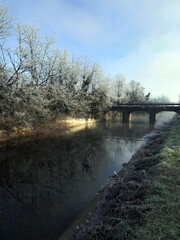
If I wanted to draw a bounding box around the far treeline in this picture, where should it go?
[0,2,170,130]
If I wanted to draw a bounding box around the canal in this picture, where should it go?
[0,112,176,240]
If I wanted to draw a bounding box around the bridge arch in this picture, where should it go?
[129,111,149,123]
[156,111,177,122]
[121,111,157,124]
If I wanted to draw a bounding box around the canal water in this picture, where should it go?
[0,112,176,240]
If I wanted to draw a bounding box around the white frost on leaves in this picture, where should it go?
[0,2,150,128]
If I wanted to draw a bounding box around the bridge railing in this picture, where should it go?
[113,103,180,107]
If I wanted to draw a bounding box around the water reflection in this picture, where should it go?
[0,121,159,240]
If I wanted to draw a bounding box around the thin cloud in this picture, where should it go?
[102,30,180,101]
[19,0,103,42]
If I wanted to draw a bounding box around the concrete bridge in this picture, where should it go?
[111,103,180,123]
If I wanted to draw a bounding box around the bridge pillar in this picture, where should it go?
[122,112,131,123]
[149,112,157,124]
[112,111,117,121]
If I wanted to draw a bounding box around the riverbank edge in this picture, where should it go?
[59,115,180,240]
[0,117,99,144]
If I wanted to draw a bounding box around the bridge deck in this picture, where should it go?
[112,103,180,106]
[112,103,180,113]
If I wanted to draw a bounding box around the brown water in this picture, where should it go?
[0,112,176,240]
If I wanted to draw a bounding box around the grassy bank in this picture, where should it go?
[136,115,180,240]
[72,115,180,240]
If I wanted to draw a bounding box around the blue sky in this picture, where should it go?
[5,0,180,101]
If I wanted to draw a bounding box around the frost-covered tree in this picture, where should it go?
[0,1,151,130]
[86,64,112,119]
[113,74,127,103]
[14,23,56,86]
[151,95,170,103]
[0,1,12,40]
[0,1,13,86]
[125,80,146,103]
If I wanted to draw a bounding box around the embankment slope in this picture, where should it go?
[63,115,180,240]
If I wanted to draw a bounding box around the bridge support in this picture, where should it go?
[122,112,131,123]
[149,112,157,124]
[112,111,117,121]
